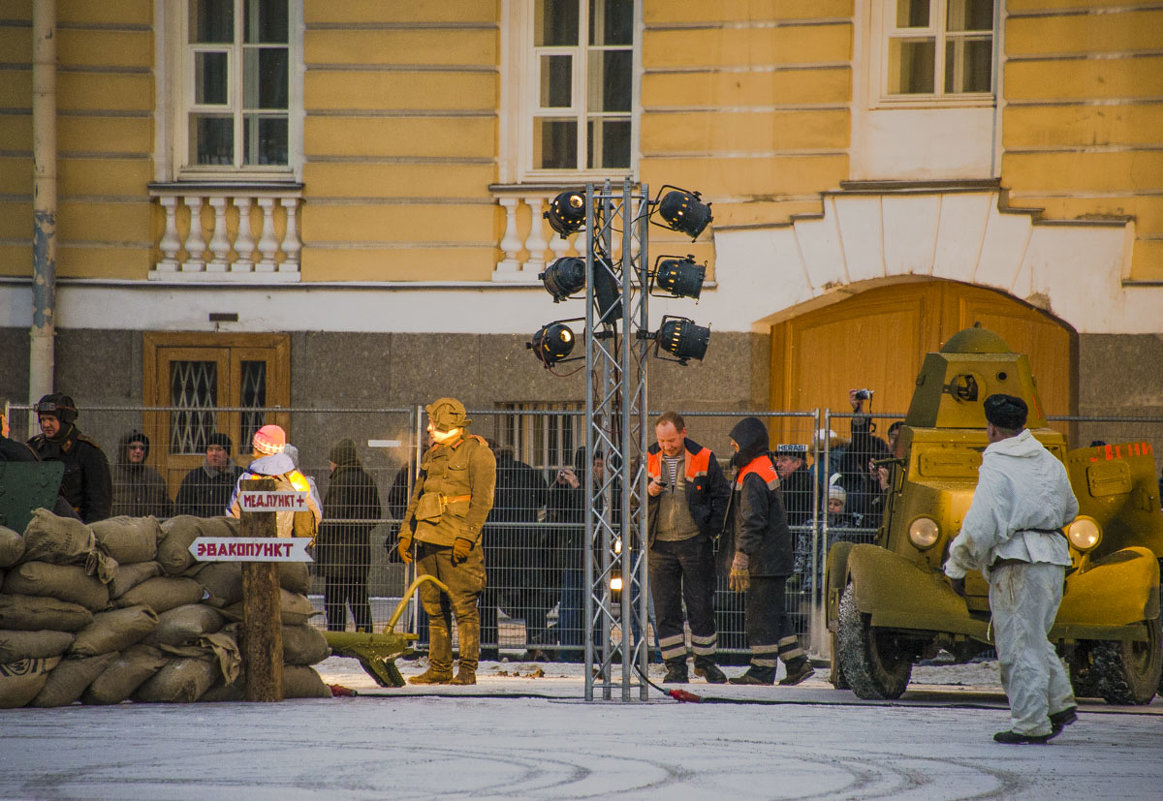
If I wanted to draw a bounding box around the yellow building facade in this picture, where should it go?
[1,1,1161,461]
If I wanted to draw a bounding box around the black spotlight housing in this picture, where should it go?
[544,190,587,238]
[527,321,578,368]
[655,316,710,365]
[539,257,586,302]
[655,186,713,240]
[653,255,705,300]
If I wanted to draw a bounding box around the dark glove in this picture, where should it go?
[949,576,966,597]
[452,537,473,565]
[397,532,413,564]
[728,551,751,592]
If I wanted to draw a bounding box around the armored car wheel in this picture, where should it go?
[836,583,912,700]
[1092,616,1162,706]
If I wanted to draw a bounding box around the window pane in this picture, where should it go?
[239,360,267,447]
[244,48,288,109]
[588,118,631,169]
[945,37,992,93]
[896,0,930,28]
[246,0,288,44]
[244,115,288,165]
[535,0,579,47]
[947,0,993,32]
[889,38,935,93]
[170,361,217,455]
[591,0,634,46]
[588,49,632,112]
[540,55,573,108]
[534,118,578,169]
[195,52,229,105]
[190,115,234,164]
[190,0,233,43]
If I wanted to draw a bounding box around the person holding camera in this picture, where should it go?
[646,411,731,684]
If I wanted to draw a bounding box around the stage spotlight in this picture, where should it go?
[527,321,577,368]
[656,187,712,240]
[544,190,587,238]
[655,316,710,365]
[653,255,705,300]
[539,257,586,302]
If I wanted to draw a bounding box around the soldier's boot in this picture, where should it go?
[662,658,689,684]
[410,617,454,685]
[450,668,476,686]
[776,636,813,685]
[728,665,776,685]
[452,611,480,684]
[693,658,727,685]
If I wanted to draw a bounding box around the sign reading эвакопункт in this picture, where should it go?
[188,537,314,562]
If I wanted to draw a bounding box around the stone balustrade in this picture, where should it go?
[490,186,582,283]
[147,183,304,282]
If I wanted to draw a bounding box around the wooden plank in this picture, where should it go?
[239,477,284,702]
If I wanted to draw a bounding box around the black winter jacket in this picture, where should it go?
[28,425,112,523]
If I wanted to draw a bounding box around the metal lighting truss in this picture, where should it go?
[583,179,652,701]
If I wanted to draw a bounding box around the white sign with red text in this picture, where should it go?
[189,537,314,562]
[237,491,308,512]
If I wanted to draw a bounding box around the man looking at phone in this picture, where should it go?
[646,411,731,683]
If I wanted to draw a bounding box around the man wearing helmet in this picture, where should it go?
[27,393,112,522]
[397,397,496,685]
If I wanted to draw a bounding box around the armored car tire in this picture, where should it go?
[1091,616,1162,706]
[836,583,913,700]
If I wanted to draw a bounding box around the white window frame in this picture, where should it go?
[870,0,997,109]
[500,0,640,185]
[158,0,304,183]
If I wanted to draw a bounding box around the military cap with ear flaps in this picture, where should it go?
[426,397,470,432]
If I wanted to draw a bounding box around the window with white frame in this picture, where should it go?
[525,0,636,176]
[179,0,299,176]
[883,0,994,99]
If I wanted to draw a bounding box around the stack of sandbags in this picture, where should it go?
[0,511,331,707]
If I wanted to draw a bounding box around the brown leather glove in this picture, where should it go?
[397,532,413,564]
[452,537,473,565]
[728,551,751,592]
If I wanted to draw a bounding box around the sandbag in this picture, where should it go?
[0,656,61,709]
[21,509,94,564]
[282,664,330,699]
[221,589,320,626]
[69,605,159,657]
[282,623,330,666]
[90,516,161,564]
[109,560,163,599]
[0,629,75,662]
[82,644,168,705]
[133,655,219,703]
[199,677,245,703]
[4,562,110,611]
[158,515,239,575]
[0,525,25,567]
[30,650,119,708]
[196,562,243,607]
[115,576,205,614]
[160,631,240,686]
[0,594,94,632]
[148,604,225,647]
[278,562,311,595]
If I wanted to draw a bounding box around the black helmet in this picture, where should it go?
[35,393,78,426]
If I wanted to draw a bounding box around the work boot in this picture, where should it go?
[1049,706,1078,734]
[778,659,815,686]
[693,662,727,684]
[993,729,1053,744]
[408,666,453,685]
[662,659,689,684]
[728,667,775,685]
[450,667,476,686]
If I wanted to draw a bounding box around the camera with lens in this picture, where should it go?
[854,388,875,401]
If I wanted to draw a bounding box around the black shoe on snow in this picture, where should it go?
[993,729,1053,744]
[694,664,727,684]
[778,661,815,686]
[728,670,773,686]
[1049,706,1078,733]
[662,663,689,684]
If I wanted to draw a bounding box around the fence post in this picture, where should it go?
[240,476,284,702]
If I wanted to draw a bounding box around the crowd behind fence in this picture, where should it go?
[7,403,1162,663]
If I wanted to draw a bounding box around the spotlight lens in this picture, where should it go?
[544,190,588,237]
[529,322,576,367]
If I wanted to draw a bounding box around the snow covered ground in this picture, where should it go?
[1,656,1160,801]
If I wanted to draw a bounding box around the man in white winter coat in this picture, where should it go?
[944,394,1080,744]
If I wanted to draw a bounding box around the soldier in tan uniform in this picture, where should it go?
[398,398,496,685]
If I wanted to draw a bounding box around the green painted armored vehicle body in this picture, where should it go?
[827,327,1163,704]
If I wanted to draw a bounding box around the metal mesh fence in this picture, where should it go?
[6,403,1162,662]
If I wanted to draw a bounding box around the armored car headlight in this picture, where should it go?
[1066,516,1102,552]
[908,517,940,549]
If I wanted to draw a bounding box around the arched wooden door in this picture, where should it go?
[769,280,1076,439]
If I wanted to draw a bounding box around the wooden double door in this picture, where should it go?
[143,333,290,494]
[769,280,1076,436]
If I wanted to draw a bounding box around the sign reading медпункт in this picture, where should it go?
[237,490,309,512]
[189,537,314,562]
